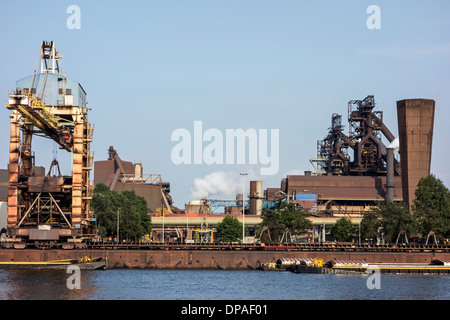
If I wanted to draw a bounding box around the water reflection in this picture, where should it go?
[1,269,449,300]
[0,269,98,300]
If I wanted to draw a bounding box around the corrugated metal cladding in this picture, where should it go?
[296,201,317,211]
[93,159,134,185]
[265,188,281,201]
[296,193,317,201]
[15,73,86,107]
[285,175,403,201]
[0,169,8,201]
[113,182,162,213]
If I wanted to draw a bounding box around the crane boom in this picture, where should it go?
[7,90,73,151]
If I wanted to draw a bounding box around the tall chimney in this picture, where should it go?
[134,163,143,179]
[108,146,116,160]
[249,181,263,215]
[397,99,435,209]
[386,147,394,202]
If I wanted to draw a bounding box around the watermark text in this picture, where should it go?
[171,121,279,175]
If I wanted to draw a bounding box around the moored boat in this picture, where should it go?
[0,257,107,270]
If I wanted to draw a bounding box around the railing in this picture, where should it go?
[8,89,59,128]
[83,241,450,253]
[119,174,162,184]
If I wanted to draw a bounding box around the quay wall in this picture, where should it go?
[1,249,450,269]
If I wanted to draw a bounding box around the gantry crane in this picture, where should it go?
[5,41,94,248]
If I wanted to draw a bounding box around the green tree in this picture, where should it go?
[91,184,117,238]
[379,201,414,243]
[257,203,313,243]
[413,175,450,241]
[122,190,152,237]
[216,214,243,242]
[330,217,354,242]
[360,211,380,243]
[362,200,414,244]
[91,183,152,240]
[257,209,284,243]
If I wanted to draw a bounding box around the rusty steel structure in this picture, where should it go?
[5,41,94,247]
[313,95,400,176]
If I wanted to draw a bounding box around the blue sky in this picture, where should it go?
[0,1,449,209]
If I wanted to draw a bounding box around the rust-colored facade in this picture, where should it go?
[0,249,448,269]
[279,175,403,214]
[93,147,174,213]
[397,99,435,209]
[93,159,134,186]
[94,160,165,213]
[264,188,281,201]
[0,169,7,201]
[283,175,402,201]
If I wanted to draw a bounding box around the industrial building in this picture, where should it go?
[185,199,211,215]
[281,96,434,215]
[93,146,180,214]
[152,95,436,244]
[279,175,402,215]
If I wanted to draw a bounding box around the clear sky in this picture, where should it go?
[0,1,449,209]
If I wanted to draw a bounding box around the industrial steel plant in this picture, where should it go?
[0,41,445,270]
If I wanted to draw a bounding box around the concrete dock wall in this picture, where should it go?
[1,249,449,269]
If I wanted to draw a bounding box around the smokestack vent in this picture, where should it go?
[397,99,435,209]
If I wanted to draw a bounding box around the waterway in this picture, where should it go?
[1,269,449,300]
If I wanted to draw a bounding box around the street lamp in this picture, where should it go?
[117,208,120,244]
[240,173,248,244]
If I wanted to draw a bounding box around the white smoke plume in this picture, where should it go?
[190,171,241,200]
[387,137,399,151]
[190,170,260,200]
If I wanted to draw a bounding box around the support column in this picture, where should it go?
[7,111,20,232]
[21,124,34,176]
[81,120,93,231]
[386,148,394,202]
[72,120,84,232]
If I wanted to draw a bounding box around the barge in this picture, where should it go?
[261,258,450,275]
[0,257,107,270]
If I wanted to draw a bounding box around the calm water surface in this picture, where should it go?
[0,269,449,300]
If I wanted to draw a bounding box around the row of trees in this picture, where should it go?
[216,203,312,243]
[332,175,450,243]
[91,183,152,241]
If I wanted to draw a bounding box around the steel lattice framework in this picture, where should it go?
[5,41,94,247]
